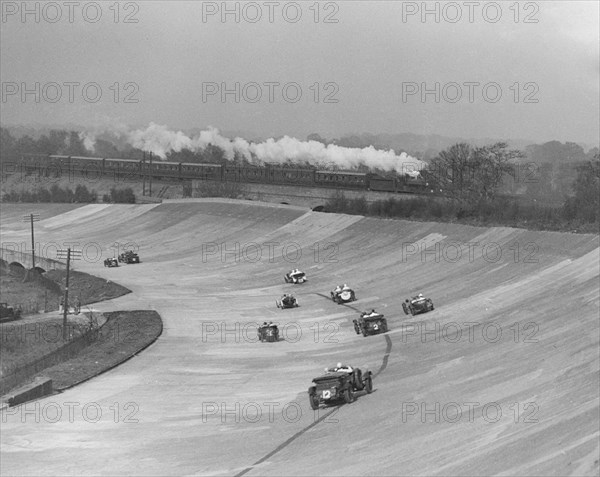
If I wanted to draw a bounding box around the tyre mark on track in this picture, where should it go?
[235,308,393,477]
[234,406,339,477]
[374,334,393,378]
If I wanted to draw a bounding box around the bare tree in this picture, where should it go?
[429,142,524,202]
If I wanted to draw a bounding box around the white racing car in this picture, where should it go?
[331,285,356,304]
[284,269,307,284]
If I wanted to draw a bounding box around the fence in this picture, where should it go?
[0,314,101,395]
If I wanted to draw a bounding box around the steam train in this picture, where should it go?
[10,153,433,194]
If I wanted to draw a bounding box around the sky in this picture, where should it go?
[1,0,599,146]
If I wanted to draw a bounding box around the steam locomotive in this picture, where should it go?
[11,153,433,194]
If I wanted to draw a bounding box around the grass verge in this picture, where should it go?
[1,310,162,398]
[42,310,162,391]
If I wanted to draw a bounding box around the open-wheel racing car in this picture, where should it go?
[257,322,280,342]
[330,284,356,304]
[276,294,299,309]
[118,250,140,264]
[308,363,373,410]
[104,257,119,267]
[402,294,434,316]
[353,310,388,337]
[284,269,307,284]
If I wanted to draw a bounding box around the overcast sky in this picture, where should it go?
[1,1,598,145]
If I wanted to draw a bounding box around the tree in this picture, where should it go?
[65,131,88,156]
[109,187,135,203]
[0,127,17,159]
[37,130,68,154]
[564,154,600,223]
[430,142,525,202]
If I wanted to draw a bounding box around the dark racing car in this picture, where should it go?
[258,322,280,342]
[308,364,373,410]
[276,294,299,309]
[330,285,356,304]
[0,302,21,322]
[118,250,140,264]
[353,311,388,337]
[402,294,434,316]
[104,257,119,267]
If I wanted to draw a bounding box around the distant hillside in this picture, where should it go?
[314,132,597,161]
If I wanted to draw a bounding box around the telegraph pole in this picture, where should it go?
[56,248,83,340]
[142,151,146,196]
[22,214,40,269]
[149,152,153,196]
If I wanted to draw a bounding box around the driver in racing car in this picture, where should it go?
[334,284,342,295]
[342,284,350,291]
[330,362,364,390]
[289,269,301,283]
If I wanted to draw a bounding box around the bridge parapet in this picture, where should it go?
[0,247,66,271]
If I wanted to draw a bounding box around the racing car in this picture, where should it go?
[353,311,388,337]
[284,269,307,284]
[402,294,434,316]
[104,257,119,267]
[308,363,373,410]
[0,302,21,322]
[258,322,279,342]
[118,250,140,264]
[330,284,356,304]
[276,294,299,309]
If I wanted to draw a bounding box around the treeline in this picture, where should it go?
[326,143,599,232]
[2,185,136,204]
[325,194,597,232]
[2,184,97,203]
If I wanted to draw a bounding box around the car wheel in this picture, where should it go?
[402,303,409,315]
[364,376,373,394]
[343,387,354,404]
[410,307,415,316]
[309,393,319,410]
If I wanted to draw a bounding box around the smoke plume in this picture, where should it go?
[89,122,426,174]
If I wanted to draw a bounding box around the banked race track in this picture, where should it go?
[1,199,599,476]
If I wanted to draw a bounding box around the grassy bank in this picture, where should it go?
[324,193,599,233]
[0,263,131,317]
[0,310,162,398]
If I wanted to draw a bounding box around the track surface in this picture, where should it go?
[1,199,598,476]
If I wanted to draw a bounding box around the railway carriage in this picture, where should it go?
[315,170,369,188]
[104,157,142,179]
[267,164,317,186]
[12,153,431,195]
[180,162,223,181]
